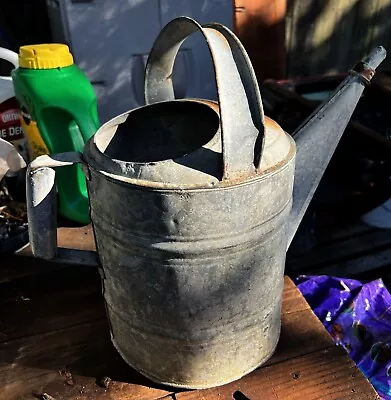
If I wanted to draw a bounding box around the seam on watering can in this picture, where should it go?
[99,237,268,260]
[110,335,279,390]
[105,301,278,343]
[100,229,287,259]
[91,215,287,245]
[90,197,291,246]
[91,232,287,260]
[98,160,294,190]
[86,149,295,192]
[91,215,289,259]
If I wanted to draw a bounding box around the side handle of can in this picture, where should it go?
[26,152,98,266]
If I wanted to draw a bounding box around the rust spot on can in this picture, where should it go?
[350,61,376,85]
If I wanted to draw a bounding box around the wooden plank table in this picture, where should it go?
[0,227,379,400]
[287,221,391,278]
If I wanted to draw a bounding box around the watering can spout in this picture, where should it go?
[287,46,387,248]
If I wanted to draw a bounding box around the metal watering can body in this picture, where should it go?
[26,17,386,389]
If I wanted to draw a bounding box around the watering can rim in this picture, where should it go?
[84,147,296,191]
[82,97,296,190]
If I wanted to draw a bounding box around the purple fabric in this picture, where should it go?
[296,275,391,399]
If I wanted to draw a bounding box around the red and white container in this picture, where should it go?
[0,48,26,181]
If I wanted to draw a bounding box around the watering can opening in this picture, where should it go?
[95,100,219,164]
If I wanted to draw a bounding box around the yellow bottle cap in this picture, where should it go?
[18,44,74,69]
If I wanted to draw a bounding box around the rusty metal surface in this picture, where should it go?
[349,47,384,86]
[25,16,386,390]
[350,62,375,85]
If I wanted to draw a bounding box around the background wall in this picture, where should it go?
[234,0,287,81]
[286,0,391,78]
[1,1,391,90]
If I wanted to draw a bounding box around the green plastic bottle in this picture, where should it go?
[11,43,100,224]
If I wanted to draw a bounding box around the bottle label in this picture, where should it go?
[0,97,29,162]
[20,109,49,158]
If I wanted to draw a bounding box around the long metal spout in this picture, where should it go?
[287,46,387,248]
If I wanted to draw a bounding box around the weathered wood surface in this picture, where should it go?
[177,347,377,400]
[0,266,172,400]
[287,220,391,278]
[0,226,96,284]
[0,227,379,399]
[17,226,95,256]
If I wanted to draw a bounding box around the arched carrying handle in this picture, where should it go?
[26,153,98,266]
[144,17,265,180]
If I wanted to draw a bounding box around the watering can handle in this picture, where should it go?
[26,153,98,265]
[144,17,265,179]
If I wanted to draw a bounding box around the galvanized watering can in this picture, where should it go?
[26,17,386,389]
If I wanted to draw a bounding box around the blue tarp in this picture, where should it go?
[296,275,391,399]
